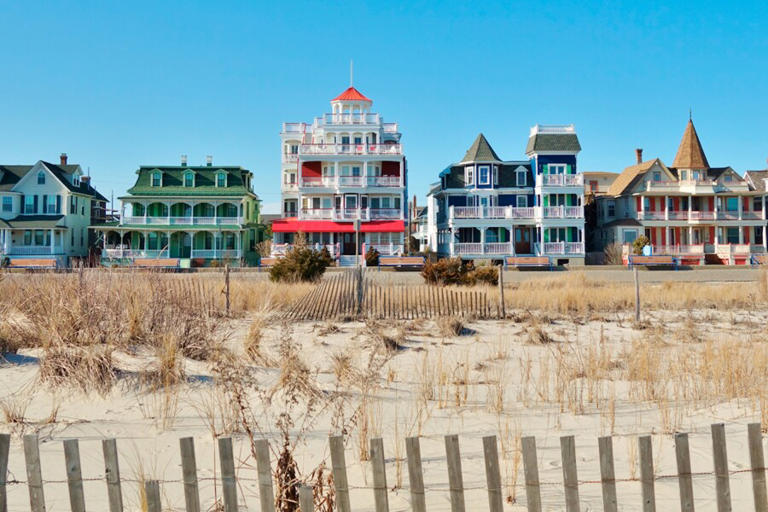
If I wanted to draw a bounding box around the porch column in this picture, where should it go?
[480,228,486,254]
[664,195,669,220]
[166,202,171,224]
[190,202,195,225]
[143,202,147,223]
[213,233,218,259]
[665,227,670,249]
[714,226,720,245]
[688,196,692,218]
[119,230,125,258]
[738,197,743,220]
[739,226,744,244]
[50,229,55,254]
[399,159,404,187]
[334,161,340,187]
[639,195,644,217]
[763,225,767,250]
[688,226,694,246]
[213,202,218,225]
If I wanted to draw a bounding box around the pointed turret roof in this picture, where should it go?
[461,133,502,163]
[331,87,372,102]
[672,120,710,169]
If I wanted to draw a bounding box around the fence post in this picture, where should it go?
[0,433,9,512]
[370,437,390,512]
[299,484,314,512]
[675,432,695,512]
[598,436,618,512]
[634,266,641,322]
[521,436,542,512]
[23,434,45,512]
[711,423,732,512]
[329,435,352,512]
[444,435,465,512]
[497,265,505,319]
[218,437,238,512]
[483,436,504,512]
[144,480,161,512]
[638,436,656,512]
[560,435,580,512]
[63,439,87,512]
[356,265,364,316]
[255,439,276,512]
[180,437,201,512]
[102,439,123,512]
[748,423,768,512]
[405,437,426,512]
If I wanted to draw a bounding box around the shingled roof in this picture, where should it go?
[745,170,768,192]
[606,158,665,197]
[672,120,710,169]
[461,133,502,163]
[525,134,581,154]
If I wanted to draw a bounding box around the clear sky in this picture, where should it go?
[2,1,767,213]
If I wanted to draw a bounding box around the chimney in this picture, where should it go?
[181,154,188,167]
[635,148,643,164]
[81,176,91,189]
[206,155,213,167]
[60,153,68,165]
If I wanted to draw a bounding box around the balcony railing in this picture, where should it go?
[367,244,404,256]
[449,206,536,220]
[298,208,403,221]
[300,176,403,188]
[299,143,402,156]
[8,246,63,255]
[542,241,585,255]
[300,208,333,220]
[283,154,299,163]
[543,206,584,219]
[320,113,381,125]
[537,174,584,187]
[122,216,243,226]
[103,248,169,259]
[452,242,515,256]
[637,211,667,220]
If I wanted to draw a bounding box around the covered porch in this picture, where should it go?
[96,228,243,261]
[0,217,68,258]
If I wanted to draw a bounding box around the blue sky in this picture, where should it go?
[2,1,767,213]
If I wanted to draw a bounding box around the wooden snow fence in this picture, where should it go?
[3,423,768,511]
[282,268,496,321]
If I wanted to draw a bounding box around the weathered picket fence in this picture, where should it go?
[282,269,496,321]
[1,423,767,511]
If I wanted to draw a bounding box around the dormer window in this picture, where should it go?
[725,174,733,182]
[216,172,227,188]
[37,171,46,185]
[151,171,162,187]
[653,172,661,182]
[516,169,527,187]
[184,171,195,187]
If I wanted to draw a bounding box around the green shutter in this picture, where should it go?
[566,164,572,174]
[566,195,574,206]
[566,227,573,242]
[542,164,548,174]
[543,195,549,207]
[544,229,550,243]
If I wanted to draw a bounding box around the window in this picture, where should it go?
[492,166,498,186]
[516,170,527,187]
[725,174,733,182]
[381,197,391,208]
[341,136,350,145]
[184,172,194,187]
[290,144,298,154]
[284,172,296,184]
[44,195,57,214]
[516,195,528,208]
[151,172,162,187]
[681,170,688,180]
[623,229,638,244]
[354,137,362,144]
[216,173,227,187]
[24,230,32,245]
[653,172,661,182]
[1,197,12,212]
[478,166,490,185]
[25,195,36,214]
[37,171,45,185]
[34,230,45,246]
[607,200,616,217]
[323,165,335,177]
[465,166,474,186]
[548,164,566,174]
[352,166,361,177]
[73,175,80,186]
[754,197,763,212]
[726,197,738,211]
[692,170,701,181]
[726,227,739,244]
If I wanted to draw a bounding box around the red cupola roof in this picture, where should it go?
[331,87,372,102]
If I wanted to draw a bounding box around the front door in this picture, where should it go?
[342,233,358,255]
[515,227,531,254]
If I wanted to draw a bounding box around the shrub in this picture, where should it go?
[421,258,498,286]
[470,265,498,285]
[365,247,380,267]
[270,246,332,283]
[632,235,651,255]
[603,242,623,265]
[437,316,464,337]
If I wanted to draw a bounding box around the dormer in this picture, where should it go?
[215,170,228,188]
[183,170,196,188]
[151,170,163,187]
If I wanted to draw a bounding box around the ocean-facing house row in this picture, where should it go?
[593,119,768,265]
[270,86,407,266]
[426,125,586,265]
[91,156,265,267]
[0,154,107,267]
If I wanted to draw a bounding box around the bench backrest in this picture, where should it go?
[8,258,57,268]
[753,254,768,265]
[133,258,179,268]
[260,257,277,267]
[379,256,425,266]
[631,255,675,264]
[506,256,550,265]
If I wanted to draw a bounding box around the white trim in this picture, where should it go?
[478,165,490,185]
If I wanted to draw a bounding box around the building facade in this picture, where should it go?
[427,126,586,265]
[92,157,264,267]
[0,155,107,267]
[271,86,407,266]
[594,120,767,264]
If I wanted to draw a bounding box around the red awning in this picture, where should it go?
[271,218,404,233]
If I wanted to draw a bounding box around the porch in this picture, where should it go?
[97,229,244,262]
[0,228,67,257]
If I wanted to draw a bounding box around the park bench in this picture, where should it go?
[378,256,425,270]
[504,256,552,270]
[6,258,57,270]
[628,255,679,270]
[751,254,768,266]
[132,258,180,269]
[259,257,278,268]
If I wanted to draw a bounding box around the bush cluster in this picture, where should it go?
[421,258,498,286]
[632,235,651,255]
[365,247,380,267]
[270,246,332,282]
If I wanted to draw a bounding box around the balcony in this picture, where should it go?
[283,154,299,163]
[536,174,584,187]
[541,241,585,255]
[122,216,244,226]
[299,143,402,156]
[299,176,403,188]
[449,206,536,221]
[453,242,514,256]
[103,249,169,259]
[542,206,583,219]
[298,208,403,221]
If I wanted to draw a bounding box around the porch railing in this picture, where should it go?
[543,205,584,219]
[542,241,585,255]
[8,246,62,255]
[368,244,403,256]
[538,173,584,186]
[122,216,243,226]
[449,206,536,220]
[299,176,403,188]
[299,143,403,155]
[102,249,169,259]
[451,242,514,256]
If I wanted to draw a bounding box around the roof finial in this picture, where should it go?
[689,107,692,121]
[349,59,353,87]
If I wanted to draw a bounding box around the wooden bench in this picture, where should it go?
[504,256,552,270]
[132,258,180,269]
[259,257,278,268]
[6,258,58,270]
[628,255,679,270]
[378,256,425,269]
[751,254,768,266]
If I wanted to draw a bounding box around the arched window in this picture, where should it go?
[37,171,45,185]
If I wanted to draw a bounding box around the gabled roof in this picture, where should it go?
[526,134,581,154]
[607,158,666,196]
[331,87,372,102]
[461,133,502,163]
[745,170,768,192]
[0,162,106,200]
[672,120,710,169]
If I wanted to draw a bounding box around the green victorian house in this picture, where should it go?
[93,156,264,267]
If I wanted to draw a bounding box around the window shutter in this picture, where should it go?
[33,195,38,214]
[20,194,25,213]
[42,195,48,214]
[566,164,572,174]
[542,164,548,174]
[56,195,61,214]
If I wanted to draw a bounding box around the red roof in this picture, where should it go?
[331,87,372,102]
[272,218,403,233]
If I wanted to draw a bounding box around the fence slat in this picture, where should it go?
[749,423,768,512]
[299,484,314,512]
[675,432,695,512]
[444,435,465,512]
[598,436,617,512]
[255,439,276,512]
[370,438,389,512]
[560,435,580,512]
[218,437,238,512]
[0,434,9,512]
[64,439,87,512]
[23,434,45,512]
[483,436,504,512]
[180,437,201,512]
[144,480,161,512]
[330,435,352,512]
[639,435,656,512]
[405,437,426,512]
[102,439,123,512]
[521,436,542,512]
[711,423,732,512]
